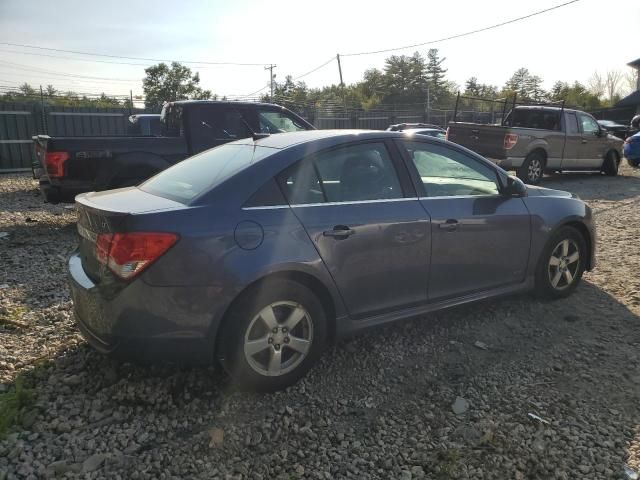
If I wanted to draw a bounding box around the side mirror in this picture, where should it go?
[503,176,527,197]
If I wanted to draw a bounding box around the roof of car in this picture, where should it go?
[229,129,407,149]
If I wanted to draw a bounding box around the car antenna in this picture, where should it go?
[234,109,270,141]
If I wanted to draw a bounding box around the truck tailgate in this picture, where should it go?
[447,123,509,159]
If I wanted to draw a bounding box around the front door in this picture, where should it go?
[577,112,606,169]
[396,139,531,301]
[277,141,431,318]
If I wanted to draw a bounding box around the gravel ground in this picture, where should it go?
[0,165,639,479]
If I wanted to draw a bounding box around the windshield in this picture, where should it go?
[140,144,274,203]
[259,110,308,133]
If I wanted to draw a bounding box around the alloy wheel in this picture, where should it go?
[547,238,580,291]
[243,301,313,377]
[528,158,542,183]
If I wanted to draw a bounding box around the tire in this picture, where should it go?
[534,226,587,299]
[517,152,545,185]
[601,151,620,176]
[219,279,327,391]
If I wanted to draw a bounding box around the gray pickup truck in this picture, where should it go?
[446,106,624,184]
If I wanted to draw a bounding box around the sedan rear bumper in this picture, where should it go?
[68,252,216,365]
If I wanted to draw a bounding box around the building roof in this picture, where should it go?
[616,90,640,108]
[628,58,640,69]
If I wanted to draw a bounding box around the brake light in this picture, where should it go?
[504,133,519,150]
[95,232,178,279]
[45,151,70,177]
[445,127,450,141]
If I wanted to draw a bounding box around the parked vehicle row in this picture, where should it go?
[446,106,624,184]
[33,101,314,203]
[69,129,596,390]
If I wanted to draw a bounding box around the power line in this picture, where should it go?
[293,56,336,81]
[243,57,337,98]
[0,60,140,82]
[0,42,271,66]
[341,0,581,57]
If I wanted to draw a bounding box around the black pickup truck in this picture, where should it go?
[33,101,314,202]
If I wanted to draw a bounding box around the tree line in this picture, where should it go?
[1,51,636,112]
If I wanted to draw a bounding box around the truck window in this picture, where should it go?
[258,110,308,133]
[565,113,579,134]
[510,109,560,131]
[578,113,599,135]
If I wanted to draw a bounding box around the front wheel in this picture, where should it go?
[535,226,586,299]
[601,151,620,176]
[219,279,327,391]
[517,153,544,185]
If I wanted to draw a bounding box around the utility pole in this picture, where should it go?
[336,54,344,87]
[336,54,347,117]
[265,64,276,101]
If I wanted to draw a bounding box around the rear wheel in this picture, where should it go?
[219,279,327,391]
[535,226,586,299]
[517,152,544,185]
[601,151,620,176]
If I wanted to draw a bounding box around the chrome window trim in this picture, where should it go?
[418,194,503,200]
[242,197,417,210]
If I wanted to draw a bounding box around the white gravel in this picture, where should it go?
[1,164,639,479]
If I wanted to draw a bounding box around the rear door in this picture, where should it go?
[395,139,531,301]
[577,112,606,169]
[561,111,581,169]
[278,140,431,318]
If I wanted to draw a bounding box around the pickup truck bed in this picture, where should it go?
[34,135,187,202]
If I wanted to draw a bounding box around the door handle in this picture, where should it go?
[581,139,588,144]
[439,219,459,231]
[323,226,355,238]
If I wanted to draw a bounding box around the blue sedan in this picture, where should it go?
[69,130,596,390]
[624,131,640,167]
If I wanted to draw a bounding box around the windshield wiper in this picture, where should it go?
[233,109,270,141]
[201,121,233,138]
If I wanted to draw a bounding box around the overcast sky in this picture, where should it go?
[0,0,638,99]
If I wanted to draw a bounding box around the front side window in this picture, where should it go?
[579,113,599,135]
[279,143,403,204]
[259,110,308,133]
[400,141,500,197]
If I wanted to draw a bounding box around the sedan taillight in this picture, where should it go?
[95,232,178,280]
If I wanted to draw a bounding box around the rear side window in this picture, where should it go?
[509,109,560,131]
[565,113,579,134]
[278,143,403,204]
[140,144,273,204]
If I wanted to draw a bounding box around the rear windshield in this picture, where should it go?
[140,144,274,204]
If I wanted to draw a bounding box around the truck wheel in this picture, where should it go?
[601,151,619,176]
[219,279,327,392]
[517,153,544,185]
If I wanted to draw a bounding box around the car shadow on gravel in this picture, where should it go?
[542,170,640,203]
[2,279,640,478]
